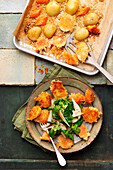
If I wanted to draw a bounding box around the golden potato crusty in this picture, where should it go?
[85,88,94,104]
[59,13,75,32]
[35,109,49,123]
[53,32,66,48]
[82,107,102,123]
[57,134,74,149]
[77,124,90,140]
[68,93,85,104]
[35,37,48,53]
[76,42,89,63]
[27,106,41,120]
[50,80,68,100]
[36,91,52,108]
[63,50,79,65]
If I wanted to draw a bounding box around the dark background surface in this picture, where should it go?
[0,85,113,169]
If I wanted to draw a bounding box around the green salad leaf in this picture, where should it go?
[48,98,83,140]
[62,129,74,141]
[71,117,83,134]
[49,125,62,138]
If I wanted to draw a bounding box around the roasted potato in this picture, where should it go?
[28,26,42,41]
[44,23,56,38]
[84,13,98,26]
[74,28,89,41]
[56,0,65,2]
[65,0,79,15]
[46,1,60,16]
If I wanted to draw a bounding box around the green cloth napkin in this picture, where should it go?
[12,64,93,151]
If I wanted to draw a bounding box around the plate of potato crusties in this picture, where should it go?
[25,77,103,153]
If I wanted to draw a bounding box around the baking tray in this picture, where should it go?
[13,0,113,76]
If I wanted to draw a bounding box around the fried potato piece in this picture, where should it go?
[87,25,100,35]
[57,134,74,149]
[68,93,85,104]
[27,106,41,120]
[63,50,79,65]
[40,132,51,141]
[85,88,94,104]
[35,37,48,53]
[77,124,90,140]
[76,42,89,63]
[36,92,52,108]
[82,107,102,123]
[59,13,75,32]
[50,80,68,100]
[35,109,49,123]
[53,32,66,48]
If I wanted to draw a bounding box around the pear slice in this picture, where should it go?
[72,98,83,117]
[58,110,70,127]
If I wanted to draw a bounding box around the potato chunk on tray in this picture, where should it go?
[59,13,75,32]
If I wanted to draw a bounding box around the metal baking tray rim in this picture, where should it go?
[13,36,101,76]
[13,0,113,76]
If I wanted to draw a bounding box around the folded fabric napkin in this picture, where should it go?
[12,64,93,151]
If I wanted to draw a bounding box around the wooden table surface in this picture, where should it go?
[0,1,113,169]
